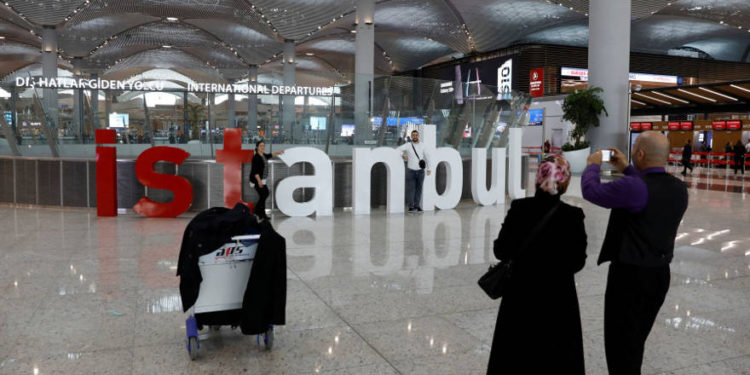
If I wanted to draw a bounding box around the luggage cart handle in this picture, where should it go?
[231,234,261,241]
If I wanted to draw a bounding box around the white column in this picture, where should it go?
[72,58,83,140]
[248,65,258,134]
[91,73,100,128]
[41,26,58,129]
[587,0,631,152]
[282,40,296,141]
[354,0,375,145]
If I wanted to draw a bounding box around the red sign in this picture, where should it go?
[680,121,693,130]
[712,121,726,130]
[727,120,741,130]
[96,128,255,218]
[668,122,680,130]
[630,122,641,130]
[641,122,652,130]
[529,68,544,98]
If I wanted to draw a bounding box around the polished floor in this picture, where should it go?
[1,172,749,374]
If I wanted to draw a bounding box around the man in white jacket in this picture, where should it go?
[397,130,432,212]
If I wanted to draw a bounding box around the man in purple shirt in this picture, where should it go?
[582,131,688,375]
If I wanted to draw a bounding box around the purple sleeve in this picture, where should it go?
[581,164,648,213]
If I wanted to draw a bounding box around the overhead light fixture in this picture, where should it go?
[166,17,179,22]
[0,36,5,40]
[633,92,671,105]
[350,30,356,33]
[305,52,314,56]
[651,91,689,104]
[630,99,647,105]
[730,84,750,94]
[162,45,172,48]
[699,87,738,101]
[677,88,716,102]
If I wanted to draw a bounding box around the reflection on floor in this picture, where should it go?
[0,175,748,374]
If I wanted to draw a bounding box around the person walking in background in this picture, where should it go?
[397,130,431,212]
[487,155,587,375]
[681,139,693,176]
[724,142,733,169]
[582,132,688,375]
[250,140,284,220]
[733,139,745,176]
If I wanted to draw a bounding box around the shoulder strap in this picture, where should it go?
[410,141,420,159]
[515,201,561,255]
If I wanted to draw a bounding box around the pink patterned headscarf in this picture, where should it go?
[536,155,571,195]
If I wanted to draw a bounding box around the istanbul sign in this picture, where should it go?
[96,125,527,218]
[15,77,335,95]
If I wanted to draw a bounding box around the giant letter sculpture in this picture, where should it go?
[275,147,333,216]
[507,127,526,199]
[216,128,253,210]
[352,147,405,215]
[133,147,193,218]
[96,129,118,216]
[471,148,506,206]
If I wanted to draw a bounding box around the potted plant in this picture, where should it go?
[561,87,608,173]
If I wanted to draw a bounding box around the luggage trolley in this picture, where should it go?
[184,234,274,360]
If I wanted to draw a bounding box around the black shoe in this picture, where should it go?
[416,207,423,212]
[407,207,416,213]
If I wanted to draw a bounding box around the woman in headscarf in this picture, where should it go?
[487,155,588,375]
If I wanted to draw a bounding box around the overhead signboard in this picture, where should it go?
[640,122,652,130]
[630,122,641,130]
[680,121,693,130]
[560,67,679,84]
[527,108,543,126]
[712,121,726,130]
[727,120,741,130]
[668,122,680,130]
[497,58,513,100]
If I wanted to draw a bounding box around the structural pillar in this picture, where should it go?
[183,91,189,141]
[91,73,100,128]
[41,26,58,130]
[354,0,375,145]
[282,40,296,142]
[248,65,259,137]
[587,0,631,153]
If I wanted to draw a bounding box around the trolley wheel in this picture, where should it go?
[264,326,274,350]
[187,336,199,360]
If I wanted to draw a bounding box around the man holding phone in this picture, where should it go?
[581,131,688,375]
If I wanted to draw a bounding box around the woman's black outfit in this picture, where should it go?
[487,191,588,375]
[250,152,272,218]
[733,143,745,175]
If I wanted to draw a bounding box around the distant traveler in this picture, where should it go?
[724,142,733,168]
[487,155,587,375]
[250,140,284,220]
[397,130,431,212]
[733,140,745,175]
[681,139,693,176]
[582,131,688,375]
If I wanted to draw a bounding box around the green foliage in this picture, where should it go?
[562,87,608,151]
[561,141,589,152]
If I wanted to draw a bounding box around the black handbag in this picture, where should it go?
[411,141,426,170]
[478,202,561,299]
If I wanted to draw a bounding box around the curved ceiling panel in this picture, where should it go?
[519,20,589,48]
[0,19,42,47]
[631,15,744,57]
[376,34,454,71]
[657,0,750,29]
[6,0,88,26]
[185,19,283,64]
[456,0,585,52]
[59,14,159,56]
[683,38,750,62]
[249,0,354,40]
[104,49,224,82]
[2,64,73,84]
[373,0,469,53]
[555,0,673,19]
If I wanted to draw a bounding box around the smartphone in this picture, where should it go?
[602,149,612,162]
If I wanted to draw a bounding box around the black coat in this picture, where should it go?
[734,144,746,160]
[487,191,587,375]
[250,152,272,184]
[682,144,692,161]
[177,204,287,334]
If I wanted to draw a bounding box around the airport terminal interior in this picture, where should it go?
[1,0,749,374]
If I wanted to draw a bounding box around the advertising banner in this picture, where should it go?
[529,68,544,97]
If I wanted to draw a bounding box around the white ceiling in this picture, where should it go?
[0,0,747,87]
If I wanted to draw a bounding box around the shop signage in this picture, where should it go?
[497,59,513,99]
[560,67,678,84]
[712,121,726,130]
[15,76,334,95]
[727,120,741,130]
[680,121,693,130]
[668,122,680,130]
[529,68,544,97]
[630,122,641,130]
[640,122,652,130]
[96,126,526,218]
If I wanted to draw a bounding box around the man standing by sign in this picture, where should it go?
[397,130,431,212]
[581,132,688,375]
